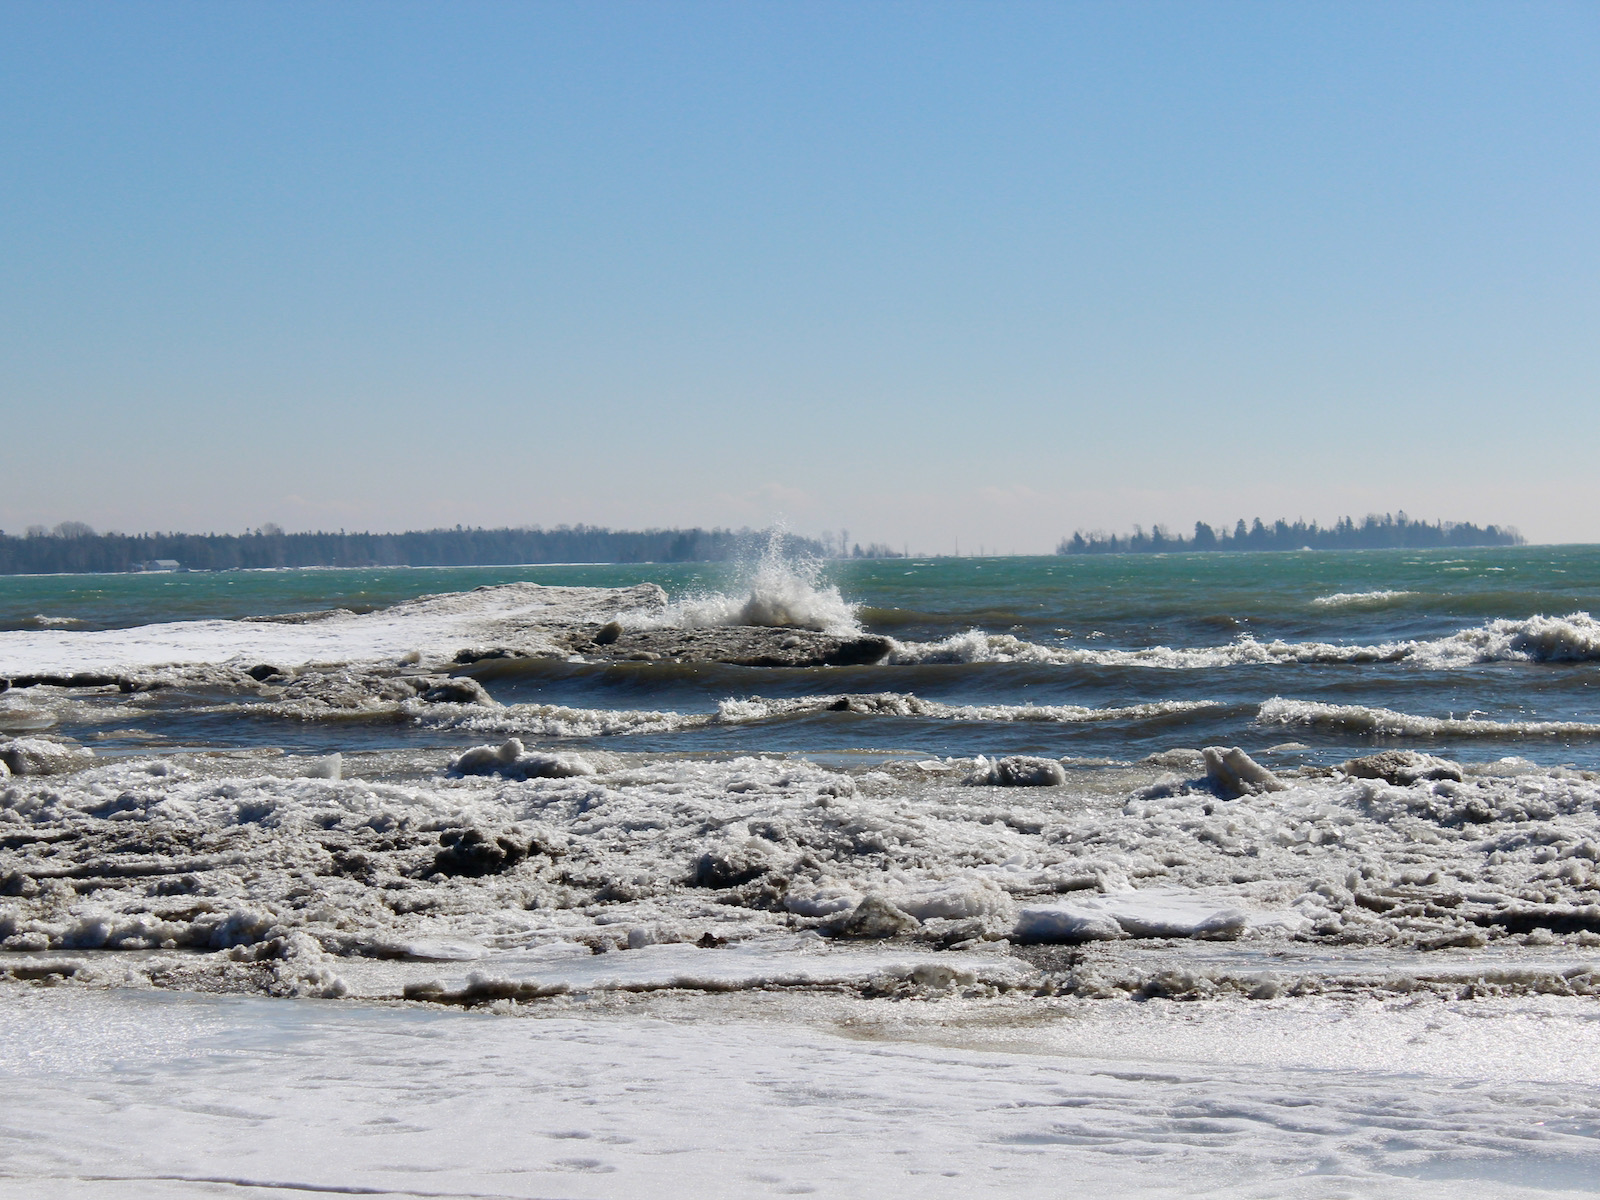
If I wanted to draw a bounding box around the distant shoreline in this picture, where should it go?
[1059,513,1523,555]
[0,525,915,576]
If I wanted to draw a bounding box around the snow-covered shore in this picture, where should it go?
[4,983,1598,1199]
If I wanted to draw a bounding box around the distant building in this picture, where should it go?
[132,560,182,572]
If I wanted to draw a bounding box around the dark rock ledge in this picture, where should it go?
[458,625,894,669]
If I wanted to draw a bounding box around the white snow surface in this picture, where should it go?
[3,983,1599,1198]
[0,582,667,674]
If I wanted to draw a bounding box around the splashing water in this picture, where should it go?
[631,532,862,635]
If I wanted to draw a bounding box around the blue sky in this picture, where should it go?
[3,1,1596,549]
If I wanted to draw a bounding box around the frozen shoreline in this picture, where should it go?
[4,565,1600,1194]
[3,983,1598,1198]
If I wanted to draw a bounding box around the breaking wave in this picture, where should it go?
[1257,697,1600,739]
[887,613,1600,671]
[1310,590,1418,608]
[420,694,1220,738]
[715,694,1220,726]
[626,538,861,636]
[1422,611,1600,665]
[419,702,710,739]
[885,630,1408,669]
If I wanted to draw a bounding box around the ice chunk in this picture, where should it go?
[417,677,494,705]
[894,879,1013,922]
[1015,890,1257,943]
[0,737,94,777]
[1202,746,1285,799]
[1013,906,1124,943]
[451,738,524,774]
[301,753,342,781]
[825,895,920,938]
[966,755,1066,787]
[1341,750,1462,785]
[449,738,595,780]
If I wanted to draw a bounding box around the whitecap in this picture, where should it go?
[625,536,861,636]
[1310,590,1418,608]
[1257,697,1600,739]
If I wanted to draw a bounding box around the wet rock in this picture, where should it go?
[246,664,284,682]
[571,627,892,669]
[417,677,494,705]
[1341,750,1463,785]
[240,608,356,625]
[1203,746,1286,799]
[432,828,530,878]
[593,620,624,645]
[825,894,920,938]
[820,636,893,666]
[8,673,119,689]
[967,755,1066,787]
[453,647,527,664]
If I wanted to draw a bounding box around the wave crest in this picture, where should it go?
[887,613,1600,671]
[717,693,1218,726]
[1310,590,1417,608]
[627,538,861,635]
[1257,697,1600,739]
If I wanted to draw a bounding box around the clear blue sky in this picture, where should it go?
[3,1,1596,550]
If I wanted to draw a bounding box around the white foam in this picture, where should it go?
[419,700,709,738]
[628,539,861,635]
[887,612,1600,670]
[414,693,1217,743]
[884,629,1406,668]
[715,693,1218,726]
[1413,611,1600,666]
[1311,589,1419,607]
[201,691,1215,741]
[1258,697,1600,739]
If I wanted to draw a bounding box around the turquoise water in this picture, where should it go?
[4,546,1600,769]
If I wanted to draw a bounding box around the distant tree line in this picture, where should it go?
[1058,513,1524,555]
[849,542,904,558]
[0,523,829,575]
